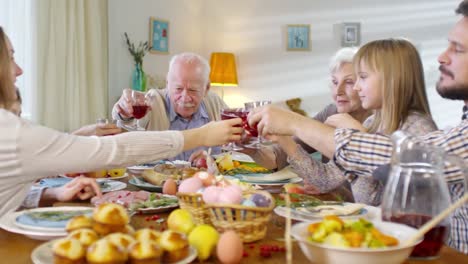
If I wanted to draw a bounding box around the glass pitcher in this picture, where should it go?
[381,131,467,259]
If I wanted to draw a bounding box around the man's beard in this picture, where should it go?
[436,65,468,100]
[436,81,468,100]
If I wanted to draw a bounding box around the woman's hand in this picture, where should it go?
[199,118,243,147]
[325,113,366,131]
[72,123,123,137]
[48,176,102,202]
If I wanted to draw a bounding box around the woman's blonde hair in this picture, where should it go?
[353,38,431,134]
[0,27,16,110]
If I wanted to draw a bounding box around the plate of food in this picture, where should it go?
[13,207,93,232]
[128,176,164,192]
[91,190,179,214]
[31,239,198,264]
[274,202,370,221]
[59,173,129,181]
[39,178,127,193]
[241,176,303,186]
[213,151,255,163]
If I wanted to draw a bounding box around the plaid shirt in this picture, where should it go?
[333,107,468,254]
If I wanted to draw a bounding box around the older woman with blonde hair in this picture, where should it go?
[0,26,242,217]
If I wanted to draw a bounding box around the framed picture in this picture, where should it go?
[149,17,169,54]
[341,22,360,47]
[286,24,310,51]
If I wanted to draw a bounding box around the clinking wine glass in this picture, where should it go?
[381,131,467,259]
[120,90,154,131]
[243,100,272,149]
[220,108,246,151]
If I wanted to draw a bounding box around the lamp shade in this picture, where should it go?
[209,52,238,86]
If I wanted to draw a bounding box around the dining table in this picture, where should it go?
[0,176,466,264]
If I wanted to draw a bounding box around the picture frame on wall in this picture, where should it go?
[286,24,310,51]
[149,17,169,54]
[341,22,360,47]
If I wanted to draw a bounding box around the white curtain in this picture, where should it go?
[0,0,35,120]
[35,0,108,131]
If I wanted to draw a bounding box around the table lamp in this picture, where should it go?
[209,52,238,99]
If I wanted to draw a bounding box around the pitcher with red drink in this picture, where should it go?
[381,131,467,259]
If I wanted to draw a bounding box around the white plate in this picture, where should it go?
[213,151,255,163]
[243,177,303,186]
[31,240,198,264]
[97,180,127,193]
[274,203,379,222]
[128,176,163,192]
[0,210,69,240]
[14,206,93,232]
[59,173,129,181]
[127,164,156,171]
[38,179,126,193]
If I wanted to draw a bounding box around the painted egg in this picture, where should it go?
[178,177,203,193]
[202,186,222,204]
[250,193,271,207]
[162,178,177,195]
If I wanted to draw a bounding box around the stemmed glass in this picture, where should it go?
[119,90,154,131]
[220,108,246,151]
[244,100,272,148]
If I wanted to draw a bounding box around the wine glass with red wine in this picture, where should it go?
[220,108,246,151]
[243,100,272,149]
[120,90,153,131]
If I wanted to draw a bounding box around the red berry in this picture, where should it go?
[249,244,255,249]
[260,251,272,258]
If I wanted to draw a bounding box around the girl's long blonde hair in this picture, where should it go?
[0,27,16,110]
[353,38,431,134]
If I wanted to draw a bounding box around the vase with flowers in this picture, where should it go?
[124,32,151,92]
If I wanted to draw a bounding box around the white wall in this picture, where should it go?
[108,0,205,112]
[108,0,463,129]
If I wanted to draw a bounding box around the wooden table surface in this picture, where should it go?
[0,178,466,263]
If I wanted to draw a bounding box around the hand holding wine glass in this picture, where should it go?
[220,108,247,151]
[117,89,154,131]
[244,100,271,148]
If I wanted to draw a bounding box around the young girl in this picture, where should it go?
[243,47,370,201]
[311,38,438,204]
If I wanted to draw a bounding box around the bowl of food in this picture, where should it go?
[290,216,422,264]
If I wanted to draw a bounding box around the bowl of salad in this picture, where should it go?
[290,216,421,264]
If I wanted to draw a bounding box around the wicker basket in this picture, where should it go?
[206,190,275,243]
[176,192,211,225]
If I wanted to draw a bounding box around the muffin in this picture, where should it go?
[67,228,99,248]
[93,203,129,225]
[134,228,162,243]
[129,240,163,264]
[52,238,86,264]
[86,238,128,264]
[92,203,129,235]
[105,232,136,250]
[122,224,136,235]
[159,230,189,263]
[66,215,93,232]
